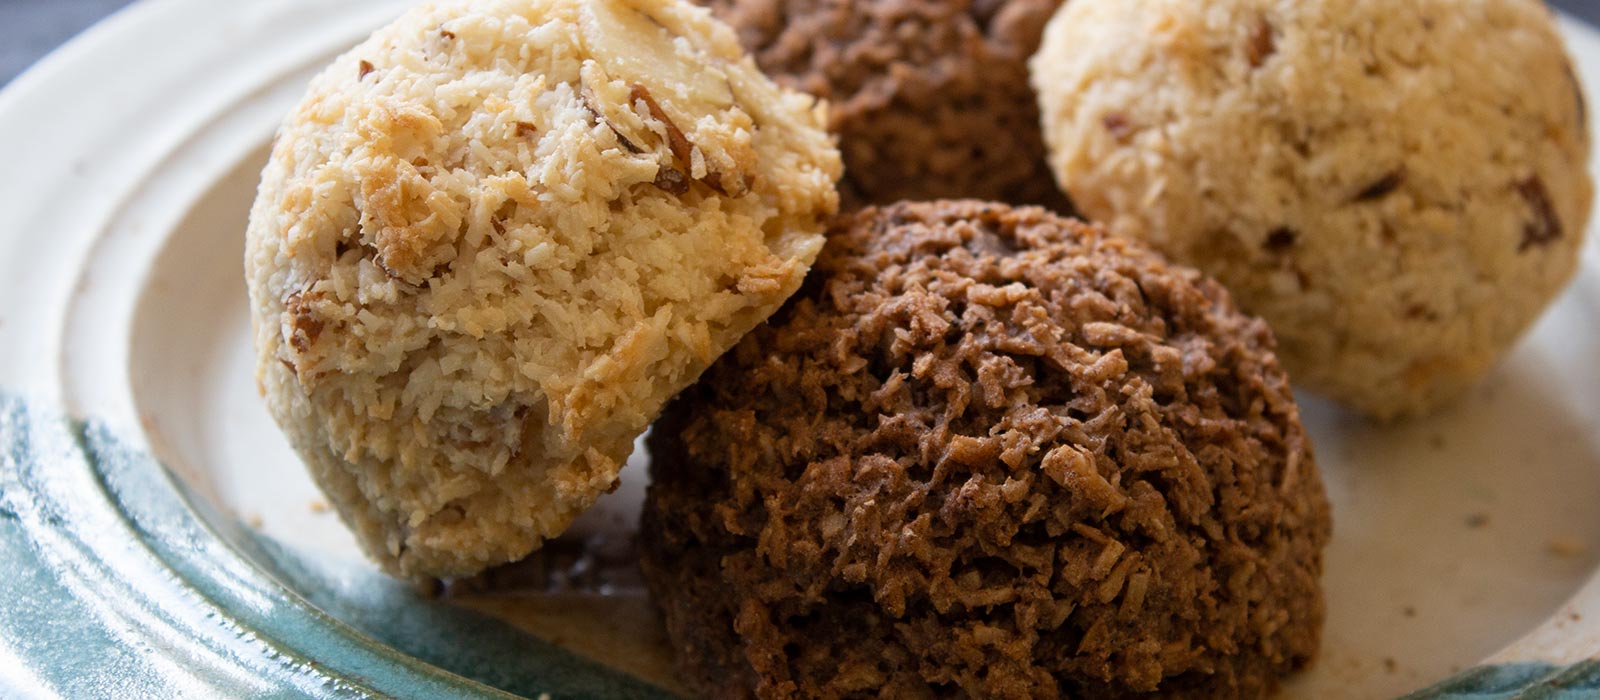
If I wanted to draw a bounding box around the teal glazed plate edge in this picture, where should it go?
[0,391,675,699]
[1407,663,1600,700]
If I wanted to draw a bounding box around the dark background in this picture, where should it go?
[2,0,1598,87]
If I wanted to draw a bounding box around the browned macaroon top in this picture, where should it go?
[641,200,1331,698]
[698,0,1069,209]
[245,0,841,580]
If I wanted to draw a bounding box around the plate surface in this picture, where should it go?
[2,1,1600,698]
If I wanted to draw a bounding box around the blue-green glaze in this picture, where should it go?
[0,392,675,699]
[1406,661,1600,699]
[1,388,1596,698]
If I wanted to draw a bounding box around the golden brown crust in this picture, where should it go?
[640,201,1331,698]
[246,0,840,579]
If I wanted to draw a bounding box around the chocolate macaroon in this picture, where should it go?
[698,0,1070,209]
[640,201,1331,698]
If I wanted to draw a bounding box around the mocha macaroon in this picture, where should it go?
[640,201,1332,698]
[699,0,1070,209]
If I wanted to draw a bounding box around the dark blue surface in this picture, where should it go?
[2,0,1599,88]
[1564,0,1600,24]
[0,0,135,87]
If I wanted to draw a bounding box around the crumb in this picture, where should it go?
[309,499,329,514]
[1383,657,1398,674]
[246,513,264,529]
[1549,537,1587,558]
[1465,513,1490,529]
[1403,606,1417,618]
[1570,612,1583,622]
[414,577,444,599]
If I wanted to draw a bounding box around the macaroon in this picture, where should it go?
[640,201,1331,698]
[246,0,840,579]
[700,0,1069,209]
[1032,0,1593,419]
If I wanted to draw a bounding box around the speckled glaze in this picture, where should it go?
[2,0,1600,697]
[1409,663,1600,699]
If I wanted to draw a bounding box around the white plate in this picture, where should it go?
[1,1,1598,697]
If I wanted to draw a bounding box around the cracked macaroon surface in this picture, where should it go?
[698,0,1069,209]
[640,201,1331,698]
[246,0,840,579]
[1032,0,1593,419]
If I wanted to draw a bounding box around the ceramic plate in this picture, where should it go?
[2,1,1600,697]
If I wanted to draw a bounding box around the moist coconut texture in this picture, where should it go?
[246,0,841,579]
[640,201,1331,698]
[1032,0,1593,420]
[698,0,1069,209]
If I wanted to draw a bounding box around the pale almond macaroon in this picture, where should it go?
[246,0,841,579]
[1032,0,1593,419]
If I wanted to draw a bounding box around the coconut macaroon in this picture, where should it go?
[641,202,1330,698]
[1032,0,1593,419]
[246,0,840,579]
